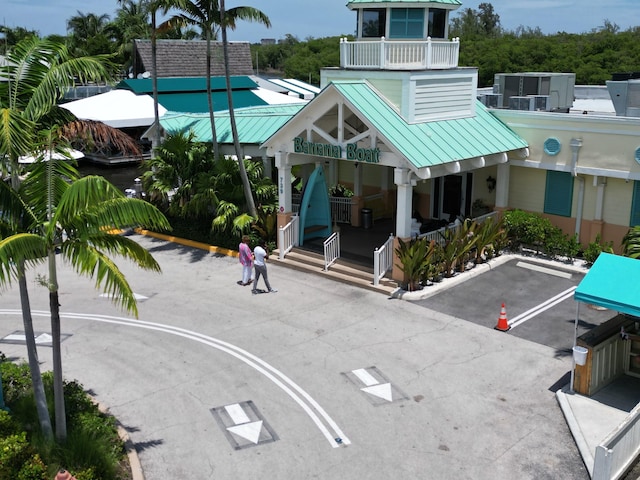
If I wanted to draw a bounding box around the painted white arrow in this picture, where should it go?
[35,333,53,344]
[227,421,263,444]
[3,333,53,344]
[361,383,393,402]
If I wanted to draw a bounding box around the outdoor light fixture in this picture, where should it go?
[486,175,496,192]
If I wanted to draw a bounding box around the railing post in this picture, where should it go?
[278,226,285,260]
[379,36,386,69]
[425,36,432,69]
[340,37,347,68]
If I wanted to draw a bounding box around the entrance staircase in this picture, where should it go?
[272,247,399,296]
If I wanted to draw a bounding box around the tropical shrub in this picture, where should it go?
[395,237,433,291]
[623,226,640,259]
[0,360,128,480]
[472,216,504,264]
[503,209,556,254]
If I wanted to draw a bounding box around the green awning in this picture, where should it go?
[574,253,640,317]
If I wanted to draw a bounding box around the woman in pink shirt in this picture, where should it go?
[238,235,253,286]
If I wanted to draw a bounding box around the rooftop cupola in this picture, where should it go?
[347,0,461,40]
[341,0,462,70]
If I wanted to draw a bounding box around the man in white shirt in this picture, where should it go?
[252,240,277,294]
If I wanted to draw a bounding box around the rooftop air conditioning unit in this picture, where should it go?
[530,95,551,111]
[509,96,534,111]
[480,93,502,108]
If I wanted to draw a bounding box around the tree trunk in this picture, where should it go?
[11,162,53,441]
[206,29,219,159]
[219,0,257,217]
[49,250,66,441]
[151,10,161,158]
[19,265,54,441]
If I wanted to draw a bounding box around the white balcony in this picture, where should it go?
[339,37,460,71]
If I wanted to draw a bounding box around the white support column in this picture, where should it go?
[495,163,510,209]
[394,168,413,238]
[275,152,292,213]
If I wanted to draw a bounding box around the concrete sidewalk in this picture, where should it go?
[557,378,640,478]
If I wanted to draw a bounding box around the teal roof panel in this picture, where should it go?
[330,81,527,169]
[117,76,258,94]
[161,104,305,144]
[157,90,267,113]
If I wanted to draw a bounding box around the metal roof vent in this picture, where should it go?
[544,137,561,156]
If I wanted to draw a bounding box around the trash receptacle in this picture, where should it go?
[361,208,373,229]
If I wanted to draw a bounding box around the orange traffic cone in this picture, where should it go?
[55,469,77,480]
[495,303,510,331]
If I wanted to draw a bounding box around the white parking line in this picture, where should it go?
[508,286,577,329]
[0,309,350,449]
[516,261,573,279]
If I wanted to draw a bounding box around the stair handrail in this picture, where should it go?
[373,234,395,286]
[278,215,299,259]
[323,231,340,270]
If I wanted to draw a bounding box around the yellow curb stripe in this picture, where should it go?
[134,228,239,258]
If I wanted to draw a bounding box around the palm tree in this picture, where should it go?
[165,0,270,163]
[0,37,141,441]
[218,0,267,217]
[1,150,170,441]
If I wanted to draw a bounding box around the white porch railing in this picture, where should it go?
[373,234,395,286]
[339,37,460,70]
[324,232,340,270]
[419,211,499,245]
[278,215,299,260]
[292,194,352,224]
[593,402,640,480]
[331,197,352,224]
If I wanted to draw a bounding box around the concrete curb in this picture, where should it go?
[134,228,238,258]
[556,387,594,477]
[95,400,145,480]
[394,251,590,302]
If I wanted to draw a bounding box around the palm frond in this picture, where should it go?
[0,233,47,285]
[62,240,140,316]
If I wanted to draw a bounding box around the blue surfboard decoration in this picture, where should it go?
[299,166,332,245]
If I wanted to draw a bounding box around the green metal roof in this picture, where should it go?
[347,0,461,6]
[156,90,267,113]
[330,81,528,169]
[161,104,305,144]
[117,76,267,113]
[117,76,258,94]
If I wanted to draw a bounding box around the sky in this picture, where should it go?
[2,0,639,43]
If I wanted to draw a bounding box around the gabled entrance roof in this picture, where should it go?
[262,80,528,178]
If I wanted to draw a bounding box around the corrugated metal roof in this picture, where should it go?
[331,81,527,170]
[347,0,461,6]
[161,104,305,144]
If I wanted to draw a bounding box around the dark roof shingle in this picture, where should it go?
[132,39,254,78]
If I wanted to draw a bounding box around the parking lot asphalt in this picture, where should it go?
[410,255,614,354]
[0,235,591,479]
